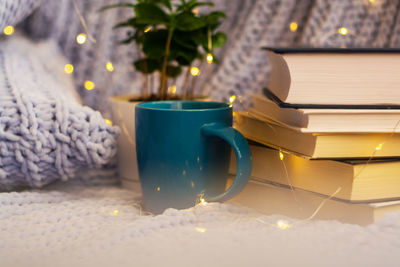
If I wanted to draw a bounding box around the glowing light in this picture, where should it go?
[3,25,14,35]
[193,7,199,16]
[190,67,200,76]
[156,187,161,191]
[195,227,206,233]
[375,143,383,150]
[76,33,87,44]
[338,27,348,36]
[105,119,112,126]
[182,170,186,176]
[279,150,284,160]
[276,219,290,230]
[289,22,298,32]
[206,53,213,64]
[369,0,375,3]
[168,85,177,94]
[113,210,119,215]
[84,80,95,90]
[144,26,152,33]
[106,62,114,72]
[229,95,236,104]
[191,181,195,188]
[64,64,74,74]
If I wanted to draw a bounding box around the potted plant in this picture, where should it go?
[102,0,227,188]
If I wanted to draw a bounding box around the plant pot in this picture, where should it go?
[109,94,210,190]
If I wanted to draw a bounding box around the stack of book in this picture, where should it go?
[230,48,400,225]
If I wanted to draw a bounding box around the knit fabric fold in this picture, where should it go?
[0,34,119,190]
[0,0,42,31]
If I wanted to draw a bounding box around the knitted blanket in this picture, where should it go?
[0,35,119,190]
[1,180,399,267]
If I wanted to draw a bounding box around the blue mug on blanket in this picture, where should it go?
[135,101,252,214]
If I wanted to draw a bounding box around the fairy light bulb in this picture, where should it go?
[279,150,284,160]
[338,27,348,36]
[64,64,74,74]
[105,119,112,126]
[113,210,119,215]
[106,62,114,72]
[190,67,200,76]
[168,85,177,94]
[195,227,206,233]
[206,53,213,64]
[3,25,14,35]
[84,80,95,90]
[289,22,298,32]
[76,33,87,44]
[276,219,290,230]
[144,26,152,33]
[156,187,161,191]
[229,95,236,104]
[375,143,383,150]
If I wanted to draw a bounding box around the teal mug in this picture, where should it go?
[135,101,251,214]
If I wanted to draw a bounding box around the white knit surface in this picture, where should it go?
[1,181,399,267]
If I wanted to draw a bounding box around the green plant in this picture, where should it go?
[101,0,227,100]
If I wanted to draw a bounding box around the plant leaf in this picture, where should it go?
[98,3,135,12]
[134,58,161,73]
[148,0,172,10]
[212,32,227,48]
[173,30,197,49]
[177,1,214,12]
[175,12,206,31]
[166,65,182,77]
[134,3,170,25]
[113,18,139,29]
[142,29,168,58]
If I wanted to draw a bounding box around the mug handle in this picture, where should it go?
[201,122,252,202]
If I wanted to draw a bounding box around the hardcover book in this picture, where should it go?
[264,48,400,107]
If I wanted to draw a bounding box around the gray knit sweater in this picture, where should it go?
[22,0,400,115]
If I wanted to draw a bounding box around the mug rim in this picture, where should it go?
[136,100,232,112]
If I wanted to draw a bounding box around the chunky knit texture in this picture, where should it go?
[0,0,41,30]
[0,35,119,190]
[0,180,399,267]
[23,0,400,114]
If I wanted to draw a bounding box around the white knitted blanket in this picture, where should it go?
[1,181,399,267]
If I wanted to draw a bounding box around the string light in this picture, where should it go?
[3,25,14,35]
[64,64,74,74]
[84,80,95,90]
[113,210,119,215]
[338,27,349,36]
[229,95,236,104]
[195,227,206,233]
[369,0,375,3]
[193,7,199,16]
[206,53,213,64]
[104,119,112,125]
[289,22,298,32]
[76,33,87,44]
[144,26,152,33]
[106,62,114,72]
[168,85,177,94]
[279,150,284,160]
[190,67,200,76]
[276,219,290,230]
[156,187,161,191]
[375,143,383,150]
